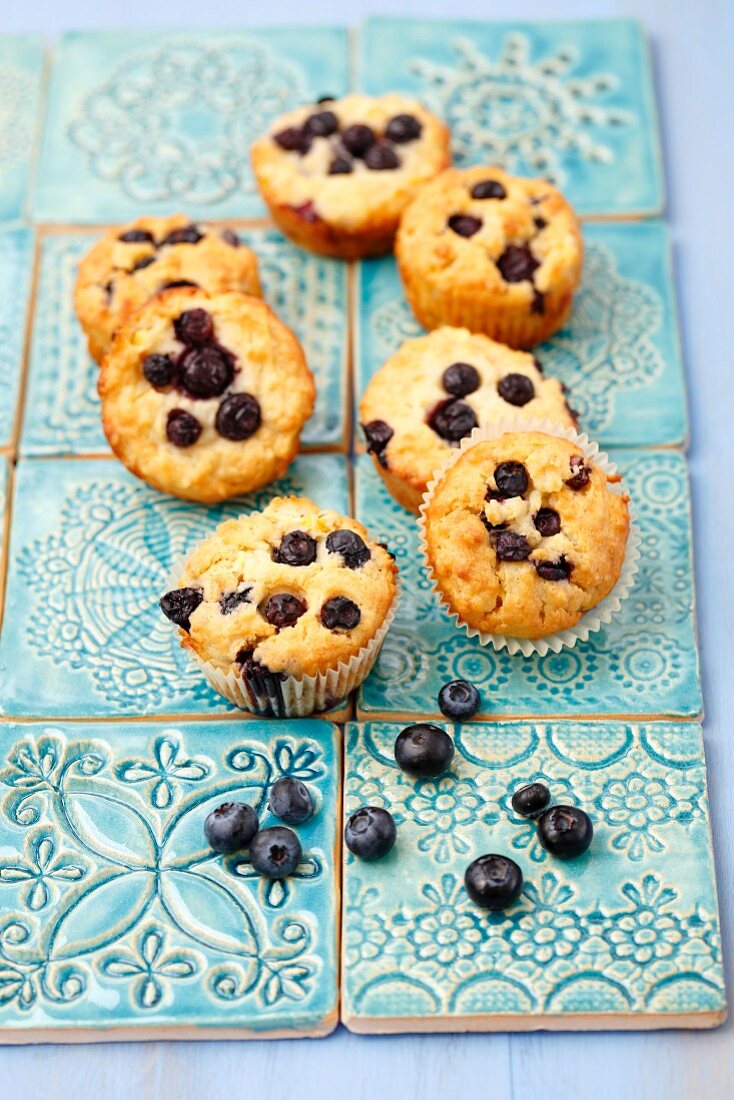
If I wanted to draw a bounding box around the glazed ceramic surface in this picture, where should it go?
[0,227,34,446]
[0,36,44,223]
[343,721,724,1031]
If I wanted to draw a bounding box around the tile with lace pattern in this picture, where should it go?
[20,226,348,454]
[355,448,702,720]
[342,720,725,1033]
[0,36,44,224]
[0,226,34,448]
[32,28,349,223]
[0,454,350,720]
[0,718,339,1041]
[358,17,663,217]
[356,221,687,450]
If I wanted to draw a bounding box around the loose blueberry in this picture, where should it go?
[249,826,302,878]
[215,393,261,441]
[565,456,591,490]
[533,507,561,537]
[362,419,393,468]
[385,113,422,143]
[159,586,203,631]
[341,123,375,157]
[325,529,370,569]
[320,596,361,631]
[273,126,310,153]
[306,110,338,137]
[394,723,454,778]
[269,776,314,825]
[448,214,482,238]
[263,594,307,629]
[535,557,573,581]
[166,408,201,447]
[442,362,480,397]
[142,353,177,388]
[174,308,214,347]
[345,807,396,861]
[511,782,551,819]
[273,530,317,567]
[119,228,155,243]
[364,142,400,170]
[498,373,535,407]
[428,398,478,442]
[465,854,523,910]
[537,805,593,859]
[161,224,203,246]
[493,461,529,498]
[438,680,480,720]
[492,530,531,562]
[179,345,233,398]
[219,587,252,614]
[204,801,259,854]
[470,179,506,200]
[497,244,539,283]
[328,154,353,175]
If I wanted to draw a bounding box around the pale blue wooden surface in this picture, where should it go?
[1,0,732,1096]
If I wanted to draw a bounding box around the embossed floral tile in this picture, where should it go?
[356,220,686,449]
[0,227,34,448]
[0,36,45,224]
[357,17,663,217]
[0,719,339,1039]
[342,721,725,1032]
[20,227,347,455]
[31,28,349,224]
[355,449,702,720]
[0,454,349,719]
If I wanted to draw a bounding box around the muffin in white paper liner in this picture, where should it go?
[418,416,640,658]
[163,557,399,718]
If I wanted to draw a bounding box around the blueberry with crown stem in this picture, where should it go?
[537,805,593,858]
[465,854,523,909]
[269,777,314,825]
[394,723,454,778]
[249,826,302,878]
[204,802,259,854]
[345,807,396,860]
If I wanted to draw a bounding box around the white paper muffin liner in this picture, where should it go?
[418,416,641,658]
[163,557,399,718]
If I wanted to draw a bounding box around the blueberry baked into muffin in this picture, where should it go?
[422,431,629,639]
[251,93,451,259]
[396,167,583,348]
[99,287,315,503]
[160,497,398,716]
[75,214,262,363]
[360,327,578,511]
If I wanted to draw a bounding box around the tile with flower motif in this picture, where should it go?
[355,448,701,720]
[0,718,339,1040]
[0,227,34,447]
[342,720,725,1032]
[0,454,349,719]
[32,28,349,223]
[20,226,347,456]
[356,220,686,449]
[0,36,45,224]
[358,17,662,216]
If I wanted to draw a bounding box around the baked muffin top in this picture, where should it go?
[162,497,398,679]
[74,214,261,363]
[360,327,577,500]
[422,431,630,638]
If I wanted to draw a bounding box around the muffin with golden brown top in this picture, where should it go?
[360,327,578,512]
[75,214,261,363]
[160,497,398,716]
[422,431,629,640]
[99,287,314,504]
[396,167,583,348]
[251,93,450,259]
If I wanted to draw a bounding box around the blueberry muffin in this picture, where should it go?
[422,431,629,639]
[160,497,398,715]
[251,93,451,259]
[75,215,262,363]
[99,287,315,503]
[360,327,578,512]
[396,167,583,348]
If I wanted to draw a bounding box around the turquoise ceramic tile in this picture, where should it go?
[0,37,44,223]
[0,454,348,718]
[356,449,701,719]
[20,227,347,456]
[0,719,338,1039]
[33,28,349,223]
[356,220,686,449]
[0,227,34,447]
[358,17,662,217]
[343,720,725,1031]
